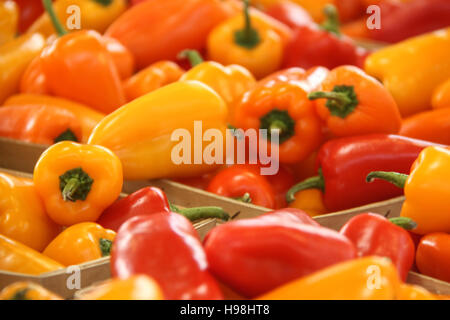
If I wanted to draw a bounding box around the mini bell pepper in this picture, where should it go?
[28,0,127,37]
[88,81,228,180]
[19,56,47,95]
[123,60,184,102]
[0,234,64,275]
[415,233,450,283]
[286,134,438,212]
[111,213,224,300]
[366,146,450,235]
[43,222,116,266]
[97,186,230,232]
[257,256,400,300]
[4,94,105,143]
[106,0,237,69]
[399,108,450,145]
[33,141,123,226]
[364,28,450,117]
[179,49,256,113]
[14,0,45,34]
[203,209,356,298]
[0,1,18,46]
[264,1,315,29]
[432,78,450,109]
[288,189,327,217]
[0,104,82,145]
[0,282,63,300]
[339,213,416,281]
[233,75,323,164]
[308,65,402,137]
[207,0,292,79]
[76,275,164,300]
[0,32,45,104]
[397,283,437,300]
[0,171,61,252]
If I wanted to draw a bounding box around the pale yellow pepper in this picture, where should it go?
[0,0,18,46]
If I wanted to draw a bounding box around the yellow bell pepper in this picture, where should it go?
[0,282,63,300]
[365,28,450,117]
[88,80,228,180]
[27,0,127,38]
[288,189,328,217]
[257,256,400,300]
[4,94,105,143]
[0,0,18,46]
[0,171,61,252]
[0,33,45,104]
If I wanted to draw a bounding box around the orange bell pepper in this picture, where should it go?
[396,283,437,300]
[0,0,18,46]
[431,78,450,109]
[123,61,184,102]
[0,171,61,252]
[76,275,164,300]
[43,222,115,266]
[4,94,105,143]
[0,104,83,145]
[207,0,292,79]
[288,189,327,217]
[399,108,450,145]
[308,66,402,137]
[0,234,64,275]
[0,282,63,300]
[33,141,123,226]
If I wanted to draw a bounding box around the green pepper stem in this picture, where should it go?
[10,288,29,300]
[260,109,295,144]
[59,167,94,202]
[308,85,359,119]
[366,171,409,189]
[178,49,204,67]
[286,169,325,203]
[54,129,78,144]
[233,192,252,203]
[93,0,113,6]
[320,4,341,36]
[308,91,351,108]
[172,205,230,221]
[388,217,417,231]
[99,238,113,257]
[42,0,67,37]
[62,178,80,201]
[234,0,260,49]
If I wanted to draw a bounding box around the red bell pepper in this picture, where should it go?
[14,0,46,33]
[98,186,229,232]
[111,212,224,300]
[203,209,356,298]
[264,1,315,29]
[416,232,450,283]
[286,134,440,212]
[339,212,416,281]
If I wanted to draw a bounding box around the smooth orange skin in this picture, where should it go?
[314,66,402,137]
[416,233,450,283]
[0,281,63,300]
[401,147,450,235]
[101,36,135,80]
[396,283,436,300]
[43,222,115,266]
[0,234,64,275]
[123,61,184,102]
[76,275,164,300]
[432,78,450,109]
[0,1,18,46]
[234,81,323,164]
[19,56,48,94]
[288,189,327,217]
[399,108,450,145]
[0,104,82,145]
[0,172,61,252]
[33,141,123,226]
[40,30,126,114]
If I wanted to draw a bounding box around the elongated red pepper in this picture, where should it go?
[98,186,229,232]
[203,209,356,298]
[339,213,416,281]
[111,213,223,300]
[264,1,315,29]
[286,134,440,212]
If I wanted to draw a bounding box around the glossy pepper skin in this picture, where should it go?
[0,172,61,252]
[365,28,450,117]
[14,0,45,34]
[203,209,356,298]
[257,256,400,300]
[106,0,237,69]
[28,0,127,37]
[43,222,116,266]
[4,94,105,143]
[0,104,82,145]
[308,66,401,137]
[0,282,62,300]
[0,33,45,104]
[416,233,450,283]
[76,275,164,300]
[0,1,18,46]
[207,1,292,79]
[339,213,416,281]
[33,141,123,226]
[111,213,224,300]
[399,108,450,145]
[88,81,228,180]
[264,1,315,29]
[288,189,327,217]
[432,78,450,109]
[286,134,438,212]
[123,61,184,102]
[367,146,450,235]
[0,234,64,275]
